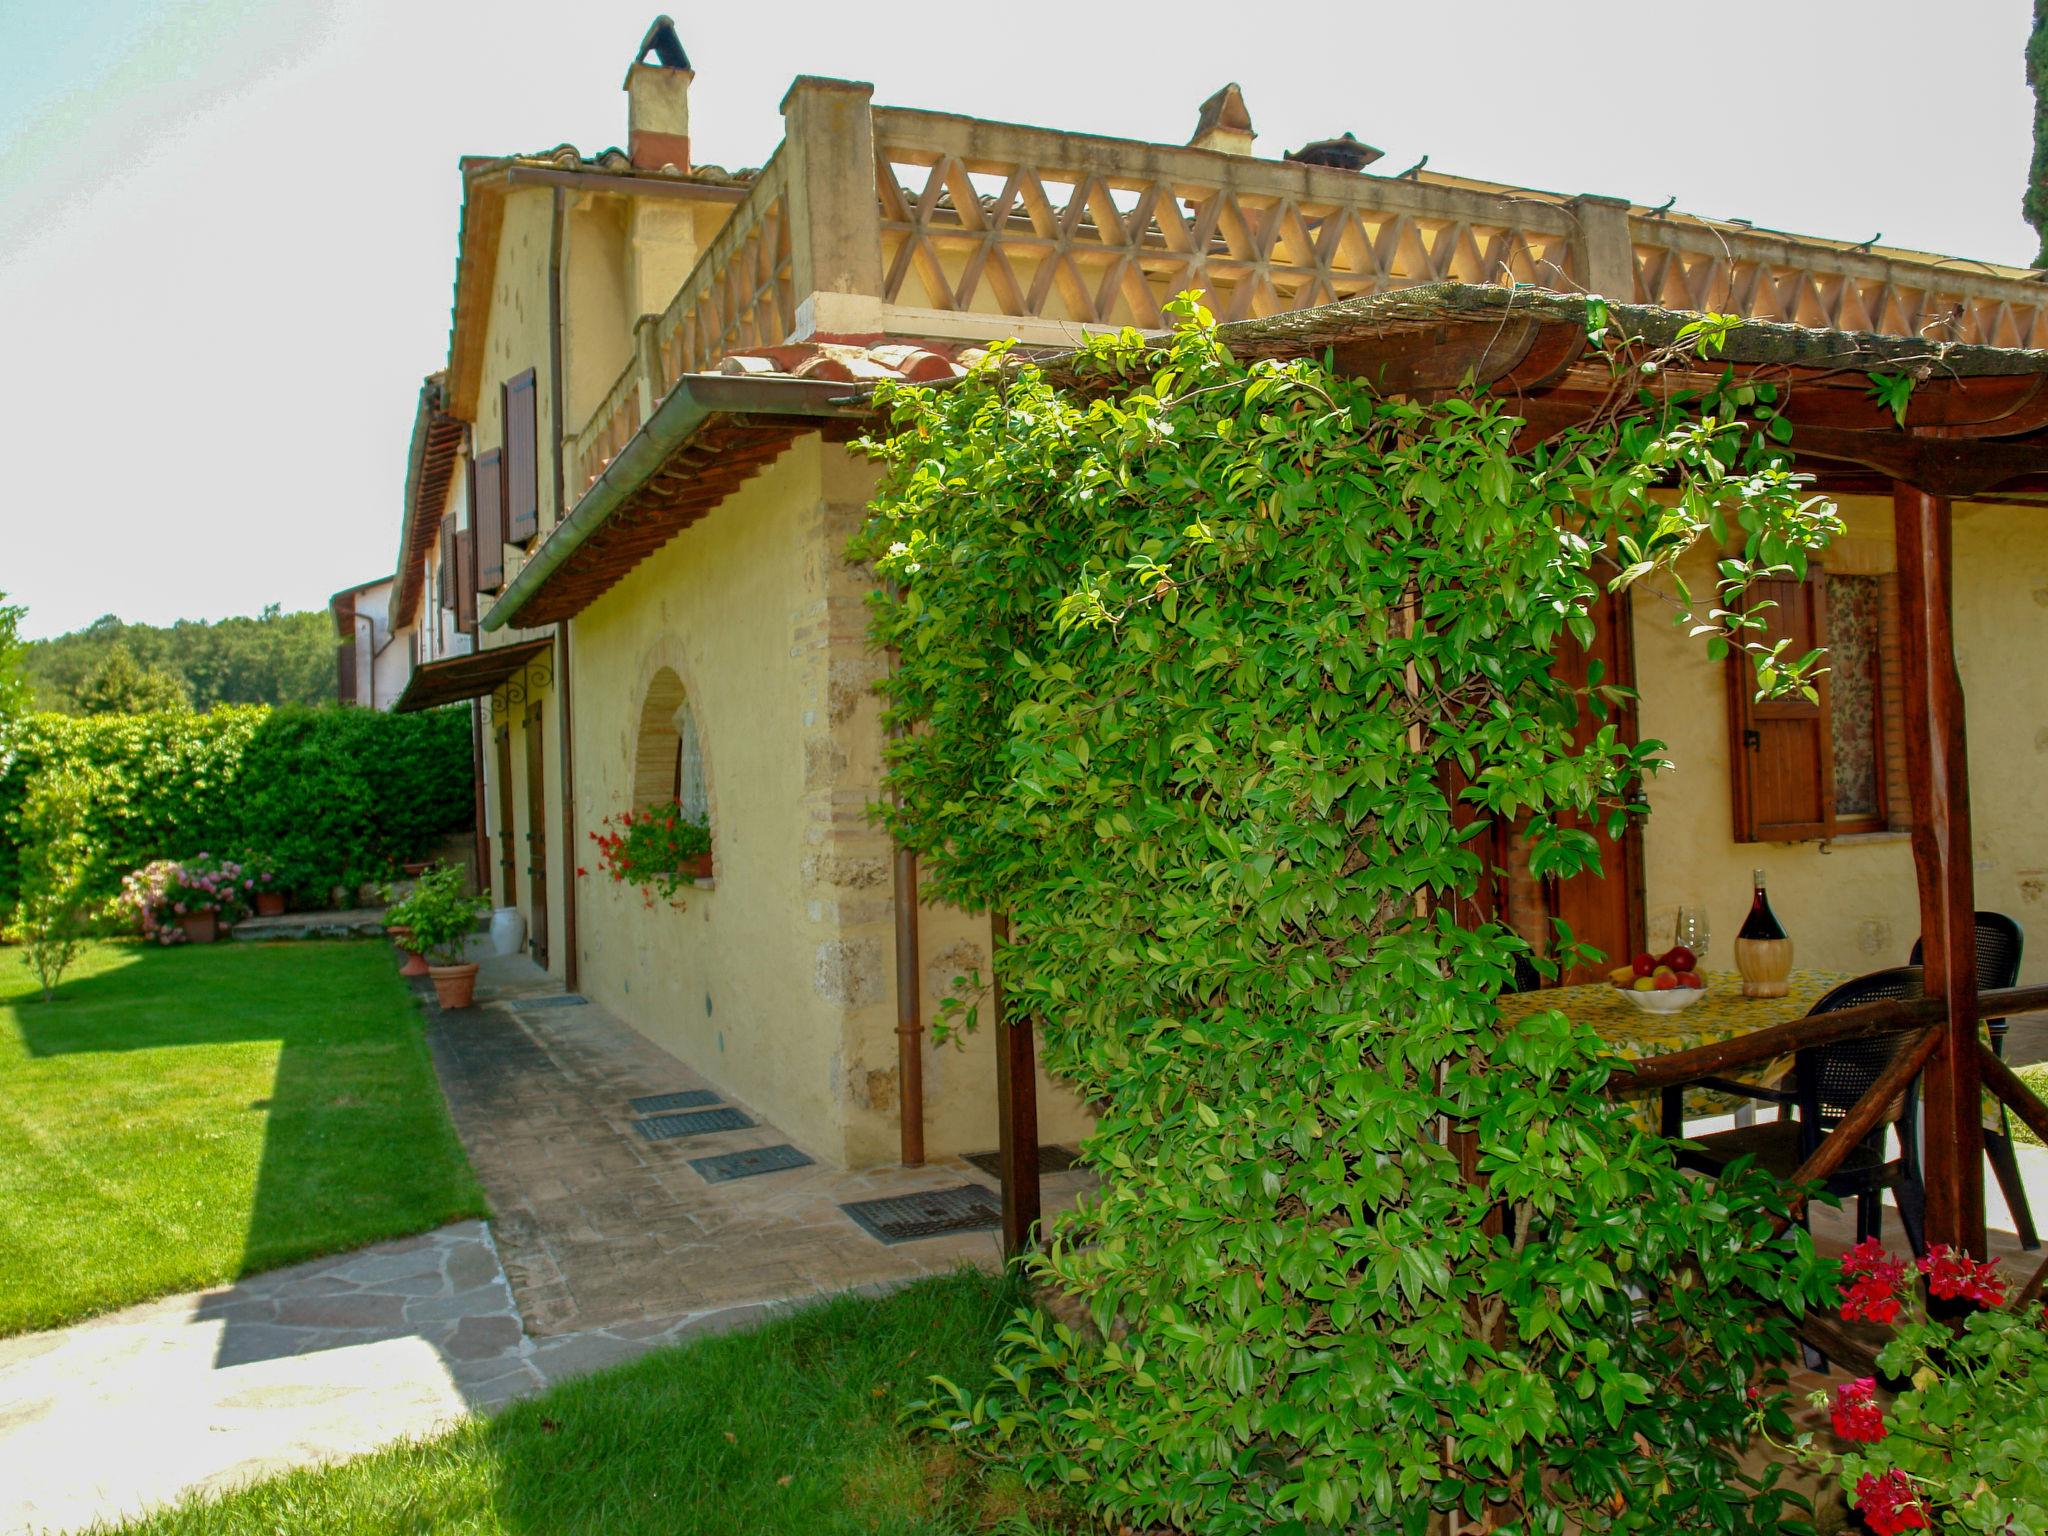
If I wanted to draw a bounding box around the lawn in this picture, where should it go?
[2018,1060,2048,1148]
[0,939,487,1336]
[103,1268,1077,1536]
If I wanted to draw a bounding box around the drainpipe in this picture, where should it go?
[886,638,925,1165]
[548,188,579,992]
[350,612,377,709]
[893,842,924,1165]
[469,701,488,901]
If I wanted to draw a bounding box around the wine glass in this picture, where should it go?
[1675,904,1710,963]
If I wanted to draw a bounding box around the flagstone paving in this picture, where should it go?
[425,950,1088,1337]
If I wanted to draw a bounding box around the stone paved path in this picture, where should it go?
[0,1221,790,1535]
[428,950,1087,1336]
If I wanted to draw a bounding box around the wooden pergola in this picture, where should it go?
[984,283,2048,1293]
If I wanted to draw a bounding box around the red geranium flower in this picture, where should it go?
[1917,1244,2008,1308]
[1854,1469,1929,1534]
[1838,1239,1908,1324]
[1829,1377,1885,1443]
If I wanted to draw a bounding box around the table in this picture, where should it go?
[1498,969,1849,1120]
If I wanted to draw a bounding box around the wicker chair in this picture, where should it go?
[1663,966,1928,1256]
[1909,913,2035,1250]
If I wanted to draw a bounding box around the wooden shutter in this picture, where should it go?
[454,529,477,633]
[1727,574,1833,842]
[503,370,539,544]
[337,639,357,704]
[473,450,505,593]
[439,517,457,611]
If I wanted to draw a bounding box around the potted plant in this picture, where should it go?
[394,862,487,1007]
[231,853,287,917]
[121,855,252,943]
[586,801,713,909]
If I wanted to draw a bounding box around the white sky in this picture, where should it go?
[0,0,2037,640]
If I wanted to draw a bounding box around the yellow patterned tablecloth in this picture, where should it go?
[1499,969,1850,1121]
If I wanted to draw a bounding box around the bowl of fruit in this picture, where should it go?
[1607,947,1707,1012]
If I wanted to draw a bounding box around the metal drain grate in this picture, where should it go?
[690,1144,814,1183]
[511,994,588,1009]
[963,1145,1080,1180]
[840,1185,1002,1244]
[629,1089,720,1114]
[633,1107,754,1141]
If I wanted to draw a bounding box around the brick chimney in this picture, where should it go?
[623,16,692,171]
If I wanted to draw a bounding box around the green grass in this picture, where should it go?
[2014,1061,2047,1148]
[0,939,487,1336]
[101,1269,1078,1536]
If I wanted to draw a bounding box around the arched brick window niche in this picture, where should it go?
[631,666,712,875]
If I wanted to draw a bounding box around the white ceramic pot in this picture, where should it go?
[488,906,526,957]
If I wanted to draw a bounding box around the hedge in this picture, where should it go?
[0,705,474,910]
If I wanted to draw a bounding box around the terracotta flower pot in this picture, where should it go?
[400,949,431,977]
[177,911,219,945]
[685,851,714,880]
[429,962,481,1009]
[255,890,286,918]
[387,924,430,976]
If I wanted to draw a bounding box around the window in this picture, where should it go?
[503,370,540,545]
[633,666,710,825]
[1727,568,1903,842]
[473,450,505,594]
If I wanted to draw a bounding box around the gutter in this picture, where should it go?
[481,373,871,633]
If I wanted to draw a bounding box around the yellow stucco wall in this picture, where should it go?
[1635,494,2048,986]
[565,436,1092,1167]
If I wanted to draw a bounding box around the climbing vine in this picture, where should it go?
[854,297,1842,1534]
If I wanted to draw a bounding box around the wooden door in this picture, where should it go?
[1545,586,1645,985]
[494,723,516,906]
[523,701,549,969]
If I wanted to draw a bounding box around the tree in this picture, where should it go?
[25,607,337,713]
[72,645,191,715]
[0,594,29,719]
[2029,0,2048,266]
[7,761,103,1001]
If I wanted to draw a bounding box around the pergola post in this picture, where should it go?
[1891,481,1987,1256]
[989,913,1042,1257]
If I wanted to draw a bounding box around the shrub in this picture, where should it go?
[117,854,255,941]
[6,761,104,1000]
[858,301,1842,1533]
[0,704,473,910]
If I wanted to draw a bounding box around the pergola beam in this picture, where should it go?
[1893,480,1988,1257]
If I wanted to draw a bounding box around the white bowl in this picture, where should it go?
[1617,983,1707,1013]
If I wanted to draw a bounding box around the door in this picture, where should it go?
[494,723,516,906]
[523,701,550,970]
[1545,585,1645,984]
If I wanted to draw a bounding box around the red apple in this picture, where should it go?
[1679,972,1706,990]
[1662,945,1698,973]
[1632,952,1659,977]
[1652,973,1679,991]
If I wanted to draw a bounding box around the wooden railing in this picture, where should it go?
[1607,983,2048,1329]
[1626,216,2048,349]
[871,106,1582,330]
[566,149,796,498]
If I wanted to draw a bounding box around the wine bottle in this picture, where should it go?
[1734,867,1792,997]
[1738,869,1786,942]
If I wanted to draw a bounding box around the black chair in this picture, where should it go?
[1663,966,1928,1256]
[1910,913,2036,1250]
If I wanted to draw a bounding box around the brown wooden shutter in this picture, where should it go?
[439,517,457,611]
[503,370,539,544]
[1727,574,1834,842]
[473,450,505,593]
[454,529,477,633]
[337,639,357,704]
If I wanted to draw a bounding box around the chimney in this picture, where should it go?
[1188,83,1255,156]
[1284,131,1384,173]
[623,16,693,171]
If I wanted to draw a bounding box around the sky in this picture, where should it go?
[0,0,2038,640]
